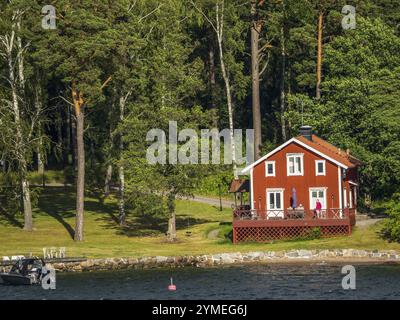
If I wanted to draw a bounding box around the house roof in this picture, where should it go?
[296,135,362,168]
[228,179,249,193]
[241,134,362,174]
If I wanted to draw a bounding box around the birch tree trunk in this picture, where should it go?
[208,44,218,126]
[118,96,126,225]
[72,84,85,241]
[215,1,238,179]
[2,14,33,231]
[16,17,25,92]
[191,0,237,178]
[251,0,262,160]
[316,11,323,100]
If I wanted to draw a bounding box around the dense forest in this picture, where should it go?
[0,0,399,241]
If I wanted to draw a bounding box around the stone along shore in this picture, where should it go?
[45,249,400,272]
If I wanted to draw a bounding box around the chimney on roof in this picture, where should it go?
[299,125,312,141]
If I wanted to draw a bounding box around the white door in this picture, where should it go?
[266,190,284,218]
[309,188,327,210]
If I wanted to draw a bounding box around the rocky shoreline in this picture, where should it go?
[1,249,399,273]
[44,249,400,272]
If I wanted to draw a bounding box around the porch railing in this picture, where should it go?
[233,207,356,223]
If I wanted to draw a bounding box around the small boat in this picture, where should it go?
[0,258,45,286]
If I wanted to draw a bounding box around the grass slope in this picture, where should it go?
[0,187,399,258]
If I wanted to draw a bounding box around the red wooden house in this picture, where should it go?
[233,126,362,244]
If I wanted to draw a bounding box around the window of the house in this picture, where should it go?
[265,161,275,177]
[315,160,326,176]
[287,153,304,176]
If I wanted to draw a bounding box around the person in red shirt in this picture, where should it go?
[315,199,322,218]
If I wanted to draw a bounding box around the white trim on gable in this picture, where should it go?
[241,138,348,174]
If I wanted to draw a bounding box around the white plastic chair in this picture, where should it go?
[50,247,57,259]
[59,247,66,258]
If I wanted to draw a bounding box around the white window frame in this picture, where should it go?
[315,160,326,176]
[265,161,276,177]
[286,153,304,176]
[343,188,348,208]
[309,187,328,210]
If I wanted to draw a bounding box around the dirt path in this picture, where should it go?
[207,229,220,240]
[180,195,235,209]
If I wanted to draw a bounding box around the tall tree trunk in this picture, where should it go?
[192,0,237,177]
[104,98,115,198]
[251,0,263,160]
[72,84,85,241]
[215,1,238,179]
[71,109,78,171]
[208,44,218,126]
[21,167,33,231]
[104,164,113,197]
[167,193,176,241]
[316,11,323,100]
[118,96,126,225]
[16,17,25,92]
[34,85,45,185]
[280,26,287,141]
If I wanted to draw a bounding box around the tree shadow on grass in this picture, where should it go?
[37,186,220,239]
[0,205,24,228]
[97,212,214,237]
[37,187,76,239]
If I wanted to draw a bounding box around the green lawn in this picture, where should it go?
[0,187,399,259]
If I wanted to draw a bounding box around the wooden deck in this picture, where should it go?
[232,208,356,243]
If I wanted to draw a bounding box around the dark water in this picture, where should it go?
[1,263,400,300]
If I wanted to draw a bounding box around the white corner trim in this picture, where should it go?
[338,166,343,217]
[250,167,254,210]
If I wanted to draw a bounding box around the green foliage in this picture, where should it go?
[194,169,233,197]
[294,227,322,241]
[380,194,400,242]
[287,17,400,199]
[0,173,40,216]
